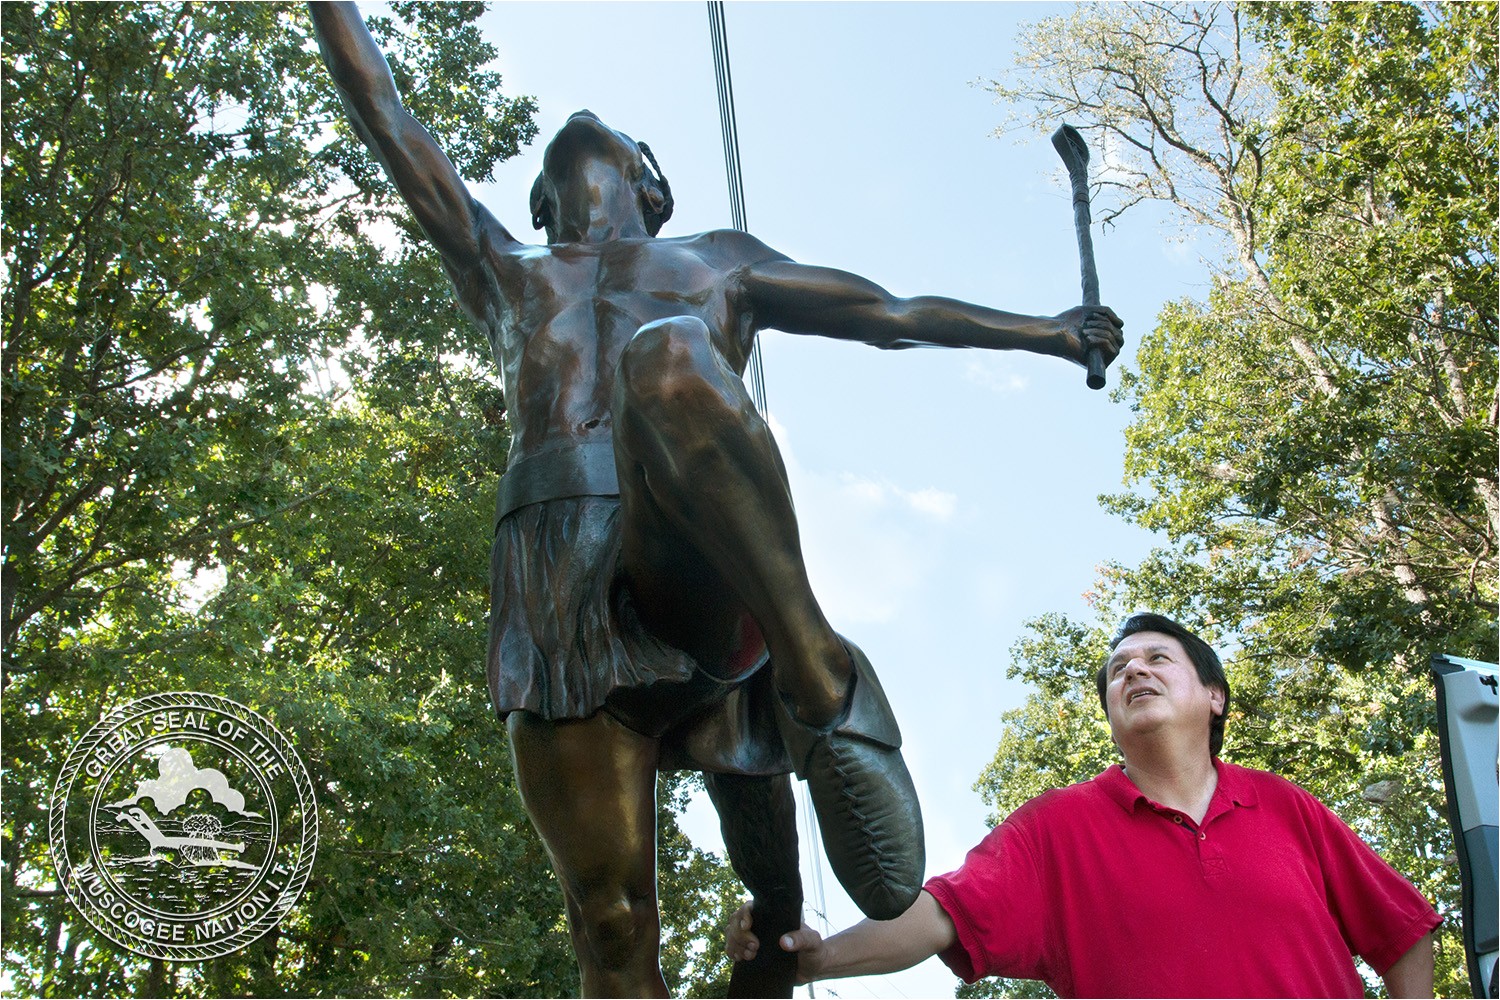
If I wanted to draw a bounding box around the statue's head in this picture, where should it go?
[530,110,673,243]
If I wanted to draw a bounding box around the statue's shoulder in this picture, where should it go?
[661,228,785,266]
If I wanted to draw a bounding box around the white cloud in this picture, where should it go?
[768,416,959,626]
[1096,125,1136,190]
[833,473,957,521]
[963,357,1030,394]
[902,486,958,520]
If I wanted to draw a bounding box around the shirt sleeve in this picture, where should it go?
[922,800,1051,984]
[1299,785,1443,975]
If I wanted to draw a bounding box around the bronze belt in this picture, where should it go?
[495,440,621,527]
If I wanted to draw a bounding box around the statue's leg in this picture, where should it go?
[705,772,802,998]
[507,710,668,998]
[612,316,923,920]
[612,315,846,717]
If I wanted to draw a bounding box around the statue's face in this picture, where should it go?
[543,110,645,190]
[532,110,666,241]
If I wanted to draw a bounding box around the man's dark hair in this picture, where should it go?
[1094,612,1231,758]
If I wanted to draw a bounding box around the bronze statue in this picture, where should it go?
[311,4,1123,996]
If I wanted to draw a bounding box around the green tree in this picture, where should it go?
[986,1,1496,663]
[969,3,1495,995]
[2,0,531,659]
[3,3,738,996]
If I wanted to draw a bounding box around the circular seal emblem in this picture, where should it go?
[49,692,318,961]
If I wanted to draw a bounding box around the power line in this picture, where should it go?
[706,0,767,413]
[704,15,926,999]
[707,10,828,1000]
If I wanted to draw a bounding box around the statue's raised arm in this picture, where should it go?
[309,1,521,268]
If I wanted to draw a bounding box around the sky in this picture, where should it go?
[443,3,1214,996]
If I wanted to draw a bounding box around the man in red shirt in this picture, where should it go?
[726,613,1441,997]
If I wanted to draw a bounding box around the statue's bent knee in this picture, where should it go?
[617,316,740,426]
[620,316,714,389]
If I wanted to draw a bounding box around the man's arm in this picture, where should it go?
[1380,932,1434,998]
[738,258,1123,368]
[725,890,958,984]
[308,2,517,264]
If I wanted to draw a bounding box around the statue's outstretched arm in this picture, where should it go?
[739,258,1123,369]
[309,2,519,265]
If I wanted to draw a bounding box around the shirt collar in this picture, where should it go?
[1097,762,1146,813]
[1213,759,1258,807]
[1096,759,1259,816]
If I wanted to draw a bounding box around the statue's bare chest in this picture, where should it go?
[532,241,727,333]
[493,239,744,448]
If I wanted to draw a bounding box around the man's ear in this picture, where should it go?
[1210,685,1226,717]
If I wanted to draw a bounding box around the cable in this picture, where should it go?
[706,0,767,413]
[708,9,828,999]
[704,15,919,1000]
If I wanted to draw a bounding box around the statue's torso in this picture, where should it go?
[470,230,769,463]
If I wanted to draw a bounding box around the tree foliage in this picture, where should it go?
[987,1,1496,664]
[971,3,1495,996]
[3,3,737,996]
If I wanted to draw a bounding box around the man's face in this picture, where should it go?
[1102,631,1224,751]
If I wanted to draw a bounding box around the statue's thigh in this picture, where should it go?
[609,314,792,670]
[506,710,659,896]
[614,450,753,671]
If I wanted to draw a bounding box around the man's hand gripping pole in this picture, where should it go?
[1051,124,1107,390]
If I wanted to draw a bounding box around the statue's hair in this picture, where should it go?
[528,171,551,236]
[529,139,673,241]
[637,141,673,235]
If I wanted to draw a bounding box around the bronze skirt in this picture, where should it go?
[486,496,790,775]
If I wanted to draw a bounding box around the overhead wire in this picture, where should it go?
[707,7,831,999]
[706,0,767,412]
[704,12,926,998]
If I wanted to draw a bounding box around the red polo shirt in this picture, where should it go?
[925,761,1440,998]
